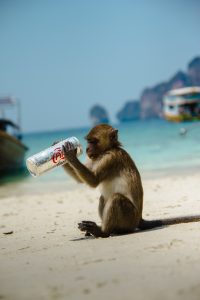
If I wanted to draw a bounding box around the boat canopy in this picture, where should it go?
[164,86,200,106]
[166,86,200,97]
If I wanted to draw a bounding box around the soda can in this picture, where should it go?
[26,137,82,177]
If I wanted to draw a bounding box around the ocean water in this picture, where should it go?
[25,119,200,176]
[2,119,200,185]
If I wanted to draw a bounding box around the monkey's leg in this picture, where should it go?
[101,193,138,235]
[98,196,106,220]
[78,193,138,238]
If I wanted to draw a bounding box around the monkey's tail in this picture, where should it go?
[138,215,200,231]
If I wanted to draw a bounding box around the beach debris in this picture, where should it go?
[18,246,30,251]
[179,127,188,135]
[179,122,200,136]
[3,231,14,235]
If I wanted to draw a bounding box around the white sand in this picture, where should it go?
[0,172,200,300]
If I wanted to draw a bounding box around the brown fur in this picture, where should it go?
[61,124,200,238]
[62,124,143,237]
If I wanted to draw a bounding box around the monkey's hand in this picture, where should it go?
[63,143,99,187]
[78,221,109,238]
[62,142,77,163]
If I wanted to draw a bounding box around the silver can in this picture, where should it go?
[26,137,82,177]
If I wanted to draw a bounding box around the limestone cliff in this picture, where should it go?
[139,56,200,119]
[117,100,140,122]
[89,105,109,125]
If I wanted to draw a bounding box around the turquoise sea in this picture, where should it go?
[1,119,200,185]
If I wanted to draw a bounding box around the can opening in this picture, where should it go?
[26,159,37,177]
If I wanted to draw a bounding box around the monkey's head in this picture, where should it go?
[85,124,121,159]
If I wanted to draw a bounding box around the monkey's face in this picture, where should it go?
[85,124,121,160]
[86,138,100,159]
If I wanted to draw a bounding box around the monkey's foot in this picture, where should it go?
[84,231,92,237]
[78,221,109,238]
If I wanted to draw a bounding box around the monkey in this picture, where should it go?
[60,124,200,238]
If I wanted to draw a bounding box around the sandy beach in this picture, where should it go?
[1,171,200,300]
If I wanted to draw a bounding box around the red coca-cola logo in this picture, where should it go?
[52,147,65,164]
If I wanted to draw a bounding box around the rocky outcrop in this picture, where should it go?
[140,68,194,119]
[188,57,200,86]
[89,105,109,125]
[168,70,191,89]
[140,84,166,119]
[89,56,200,122]
[117,100,140,122]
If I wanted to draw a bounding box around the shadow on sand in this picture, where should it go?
[70,226,164,242]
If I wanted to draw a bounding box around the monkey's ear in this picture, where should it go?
[109,129,118,141]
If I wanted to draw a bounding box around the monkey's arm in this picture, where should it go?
[66,158,99,187]
[62,163,83,183]
[63,146,99,187]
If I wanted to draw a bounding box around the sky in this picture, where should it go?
[0,0,200,133]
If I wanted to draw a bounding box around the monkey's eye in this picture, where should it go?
[87,138,98,145]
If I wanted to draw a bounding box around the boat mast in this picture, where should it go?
[16,98,21,131]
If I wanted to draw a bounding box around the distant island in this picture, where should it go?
[89,105,109,125]
[89,56,200,124]
[116,101,140,122]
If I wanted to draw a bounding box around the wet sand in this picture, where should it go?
[0,172,200,300]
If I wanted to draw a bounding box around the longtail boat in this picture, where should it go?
[0,97,28,175]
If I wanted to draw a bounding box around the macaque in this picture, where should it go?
[61,124,200,238]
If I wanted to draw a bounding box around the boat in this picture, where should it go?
[163,86,200,122]
[0,97,28,175]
